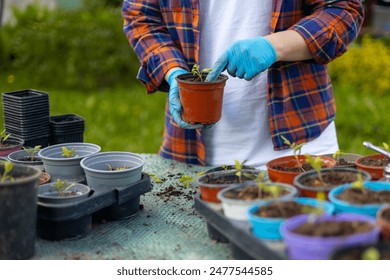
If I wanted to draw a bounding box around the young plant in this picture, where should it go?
[54,179,76,196]
[22,145,41,161]
[191,64,212,82]
[281,135,305,172]
[305,154,328,187]
[383,142,390,152]
[0,129,11,145]
[304,191,326,224]
[0,161,14,182]
[234,159,247,183]
[351,173,367,195]
[61,146,76,158]
[361,247,380,260]
[106,164,129,171]
[255,171,268,199]
[332,149,348,165]
[179,175,194,188]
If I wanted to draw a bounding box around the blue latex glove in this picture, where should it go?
[167,68,204,129]
[205,36,277,82]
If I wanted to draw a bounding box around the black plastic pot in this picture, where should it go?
[0,163,41,259]
[49,114,85,145]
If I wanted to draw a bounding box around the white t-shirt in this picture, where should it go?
[198,0,339,169]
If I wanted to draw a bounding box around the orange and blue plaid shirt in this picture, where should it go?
[122,0,364,165]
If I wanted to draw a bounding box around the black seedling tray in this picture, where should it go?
[37,173,152,241]
[194,194,287,260]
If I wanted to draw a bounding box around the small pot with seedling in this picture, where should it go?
[0,161,41,259]
[247,191,334,240]
[38,142,101,182]
[0,130,24,157]
[280,211,380,260]
[355,141,390,180]
[176,64,228,125]
[328,174,390,217]
[37,178,91,204]
[266,136,336,184]
[197,160,260,203]
[293,155,372,198]
[323,149,362,169]
[80,152,146,219]
[217,171,298,221]
[8,145,44,170]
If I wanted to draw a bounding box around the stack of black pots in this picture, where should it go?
[49,114,85,145]
[2,89,50,148]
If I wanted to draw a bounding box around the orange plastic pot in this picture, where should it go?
[176,73,228,124]
[355,154,387,180]
[266,155,336,185]
[377,206,390,241]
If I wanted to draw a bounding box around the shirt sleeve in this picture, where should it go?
[122,0,190,93]
[289,0,364,64]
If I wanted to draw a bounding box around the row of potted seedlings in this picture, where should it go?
[0,138,148,260]
[195,141,390,260]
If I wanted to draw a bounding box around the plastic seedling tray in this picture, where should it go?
[2,89,49,100]
[194,194,287,260]
[37,173,152,241]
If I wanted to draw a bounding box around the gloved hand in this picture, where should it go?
[167,68,204,129]
[205,36,277,82]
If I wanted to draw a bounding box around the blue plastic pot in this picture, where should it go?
[328,181,390,217]
[247,197,335,240]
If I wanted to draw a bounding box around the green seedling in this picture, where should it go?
[221,164,229,171]
[191,64,212,82]
[255,171,269,198]
[304,191,326,224]
[305,154,328,187]
[383,142,389,152]
[0,161,14,182]
[281,135,305,172]
[332,149,348,165]
[106,164,129,171]
[234,159,247,183]
[22,145,41,160]
[53,179,76,196]
[361,247,380,260]
[179,175,194,188]
[0,129,11,145]
[61,146,76,158]
[351,173,367,195]
[148,173,163,184]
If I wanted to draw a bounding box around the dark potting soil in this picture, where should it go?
[292,220,374,237]
[205,173,257,184]
[359,157,389,167]
[254,201,315,218]
[336,188,390,204]
[299,170,360,188]
[336,158,355,167]
[18,156,42,162]
[271,162,314,173]
[223,185,290,201]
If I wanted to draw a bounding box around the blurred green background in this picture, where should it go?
[0,0,389,156]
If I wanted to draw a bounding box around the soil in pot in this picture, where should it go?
[356,154,389,180]
[253,201,315,219]
[378,207,390,241]
[222,184,290,201]
[358,156,389,167]
[298,170,364,188]
[336,188,390,204]
[292,220,375,237]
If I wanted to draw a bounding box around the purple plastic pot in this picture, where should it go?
[280,213,380,260]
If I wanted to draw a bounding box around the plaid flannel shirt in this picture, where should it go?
[122,0,364,165]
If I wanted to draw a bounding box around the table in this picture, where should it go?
[34,154,233,260]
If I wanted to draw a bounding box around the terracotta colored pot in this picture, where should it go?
[355,154,387,180]
[0,136,24,157]
[197,169,260,203]
[266,155,336,185]
[39,172,51,185]
[176,73,228,124]
[294,167,371,199]
[377,205,390,241]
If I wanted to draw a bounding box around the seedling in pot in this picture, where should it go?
[281,135,305,172]
[304,191,326,224]
[351,173,368,195]
[0,161,14,182]
[106,164,130,171]
[234,159,251,183]
[61,146,76,158]
[53,179,76,197]
[305,154,329,187]
[0,129,11,145]
[191,64,212,82]
[22,145,41,161]
[332,149,349,166]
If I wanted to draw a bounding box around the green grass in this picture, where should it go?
[0,84,167,154]
[0,82,388,157]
